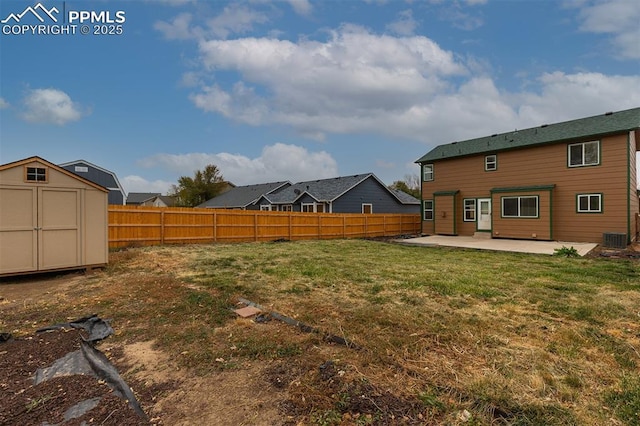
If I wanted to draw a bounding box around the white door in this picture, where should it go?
[477,198,491,231]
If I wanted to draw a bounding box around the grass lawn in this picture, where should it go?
[2,239,639,425]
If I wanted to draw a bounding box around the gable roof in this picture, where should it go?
[0,156,108,192]
[127,192,161,204]
[58,159,125,193]
[198,181,290,208]
[265,173,420,205]
[416,107,640,164]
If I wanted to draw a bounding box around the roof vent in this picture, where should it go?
[491,134,497,137]
[294,189,301,195]
[541,124,548,128]
[605,111,613,116]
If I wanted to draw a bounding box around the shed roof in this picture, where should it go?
[416,107,640,164]
[0,156,108,192]
[198,181,290,208]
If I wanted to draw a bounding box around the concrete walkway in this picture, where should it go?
[397,235,598,256]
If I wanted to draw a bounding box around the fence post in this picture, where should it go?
[343,216,346,238]
[160,210,165,245]
[288,212,292,240]
[213,210,217,243]
[254,212,258,241]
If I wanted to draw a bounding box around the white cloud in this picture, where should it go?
[207,4,269,39]
[574,0,640,59]
[0,97,9,109]
[386,9,418,36]
[286,0,313,17]
[137,143,338,186]
[21,88,84,125]
[154,12,202,40]
[120,175,174,195]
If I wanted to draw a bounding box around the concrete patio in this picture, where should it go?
[396,235,598,256]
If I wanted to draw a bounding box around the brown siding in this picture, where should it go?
[421,133,633,243]
[434,195,456,235]
[492,191,552,240]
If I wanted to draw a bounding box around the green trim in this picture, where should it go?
[500,195,540,219]
[576,193,603,214]
[491,184,555,193]
[422,164,434,182]
[422,200,434,221]
[433,190,460,196]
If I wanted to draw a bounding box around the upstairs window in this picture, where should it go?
[485,155,497,171]
[423,164,434,182]
[25,167,47,182]
[568,141,599,167]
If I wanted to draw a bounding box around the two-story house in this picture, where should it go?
[415,108,640,246]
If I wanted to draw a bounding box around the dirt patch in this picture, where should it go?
[0,329,149,426]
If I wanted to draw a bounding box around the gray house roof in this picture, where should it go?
[59,159,126,205]
[198,181,290,208]
[416,107,640,164]
[265,173,419,205]
[127,192,161,205]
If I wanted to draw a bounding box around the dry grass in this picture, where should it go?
[2,240,639,425]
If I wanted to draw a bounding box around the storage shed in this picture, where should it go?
[0,156,109,276]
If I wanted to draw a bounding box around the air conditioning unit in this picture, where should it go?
[602,232,627,249]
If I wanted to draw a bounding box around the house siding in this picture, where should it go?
[332,176,418,214]
[421,133,633,243]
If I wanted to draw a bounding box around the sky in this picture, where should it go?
[1,0,639,195]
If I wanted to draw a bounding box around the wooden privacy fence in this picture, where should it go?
[108,205,421,248]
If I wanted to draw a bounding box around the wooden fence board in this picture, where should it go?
[108,205,420,248]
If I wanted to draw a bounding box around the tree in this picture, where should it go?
[389,174,420,198]
[170,164,227,207]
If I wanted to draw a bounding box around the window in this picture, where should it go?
[74,166,89,173]
[362,203,372,214]
[423,200,434,221]
[568,141,599,167]
[260,204,272,211]
[281,205,293,212]
[502,196,538,218]
[25,167,47,182]
[464,199,476,221]
[485,155,497,171]
[577,194,602,213]
[423,164,434,181]
[301,203,314,212]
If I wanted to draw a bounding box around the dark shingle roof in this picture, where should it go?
[127,192,161,204]
[416,107,640,164]
[389,188,420,205]
[197,181,290,208]
[266,174,372,203]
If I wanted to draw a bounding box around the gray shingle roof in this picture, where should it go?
[389,188,420,205]
[266,174,372,203]
[127,192,161,204]
[197,181,290,208]
[416,107,640,164]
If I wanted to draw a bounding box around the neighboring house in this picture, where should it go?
[197,181,291,209]
[59,159,126,205]
[141,195,178,207]
[255,173,420,213]
[415,108,640,246]
[126,192,160,205]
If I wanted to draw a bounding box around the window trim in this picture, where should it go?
[485,154,497,171]
[576,193,602,213]
[281,205,293,212]
[423,200,434,221]
[501,195,539,218]
[463,198,476,222]
[422,164,434,182]
[260,204,272,211]
[361,203,373,214]
[24,166,48,183]
[568,140,600,168]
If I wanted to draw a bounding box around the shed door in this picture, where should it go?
[0,187,38,274]
[39,188,81,270]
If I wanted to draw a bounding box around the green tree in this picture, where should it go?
[389,174,420,198]
[170,164,227,207]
